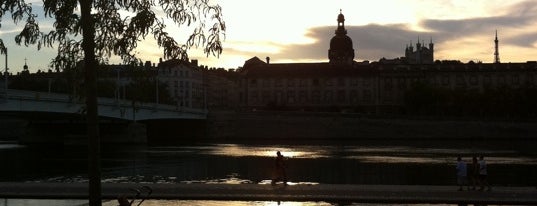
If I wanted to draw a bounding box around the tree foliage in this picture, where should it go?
[0,0,226,69]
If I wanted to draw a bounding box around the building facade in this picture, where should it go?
[236,12,537,113]
[157,59,205,109]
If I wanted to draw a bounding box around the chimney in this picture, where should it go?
[159,58,163,63]
[266,56,270,64]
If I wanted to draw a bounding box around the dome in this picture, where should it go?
[330,35,353,51]
[328,11,355,65]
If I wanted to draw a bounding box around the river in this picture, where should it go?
[1,139,536,205]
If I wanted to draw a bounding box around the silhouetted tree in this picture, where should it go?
[1,1,225,205]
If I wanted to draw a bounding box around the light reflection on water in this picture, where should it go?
[148,144,537,165]
[150,144,333,158]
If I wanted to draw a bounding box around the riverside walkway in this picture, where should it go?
[0,182,536,205]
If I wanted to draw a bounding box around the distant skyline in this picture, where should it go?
[1,0,537,73]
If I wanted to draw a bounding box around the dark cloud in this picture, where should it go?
[262,0,537,62]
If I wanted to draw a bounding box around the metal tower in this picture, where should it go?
[494,30,500,64]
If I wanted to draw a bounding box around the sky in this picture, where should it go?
[1,0,537,73]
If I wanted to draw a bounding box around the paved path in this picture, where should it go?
[0,182,535,205]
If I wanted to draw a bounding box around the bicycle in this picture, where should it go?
[117,185,152,206]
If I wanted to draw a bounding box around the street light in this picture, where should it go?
[4,48,7,91]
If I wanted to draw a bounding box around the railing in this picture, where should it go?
[0,89,207,119]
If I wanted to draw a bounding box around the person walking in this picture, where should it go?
[272,151,287,186]
[456,156,468,191]
[478,156,492,191]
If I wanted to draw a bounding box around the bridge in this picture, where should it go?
[0,89,207,120]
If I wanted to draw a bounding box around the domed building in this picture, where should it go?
[329,10,355,66]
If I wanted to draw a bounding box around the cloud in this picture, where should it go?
[255,0,537,63]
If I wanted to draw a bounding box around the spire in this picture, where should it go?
[336,9,346,35]
[23,58,28,71]
[494,30,500,64]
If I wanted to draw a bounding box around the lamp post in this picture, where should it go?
[4,48,7,91]
[156,75,159,105]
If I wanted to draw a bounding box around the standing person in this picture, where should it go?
[470,156,479,190]
[456,156,468,191]
[478,156,492,191]
[272,151,287,186]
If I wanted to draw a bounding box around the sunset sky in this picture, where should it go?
[1,0,537,73]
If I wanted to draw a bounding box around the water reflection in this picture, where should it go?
[150,144,332,158]
[148,144,537,165]
[2,142,537,186]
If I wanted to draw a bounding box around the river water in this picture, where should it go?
[1,139,536,205]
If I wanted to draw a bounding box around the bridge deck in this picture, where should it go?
[0,182,536,204]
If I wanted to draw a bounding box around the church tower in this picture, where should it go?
[328,10,355,66]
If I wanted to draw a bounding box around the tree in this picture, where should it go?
[1,1,225,205]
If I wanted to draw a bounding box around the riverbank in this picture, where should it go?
[206,110,537,141]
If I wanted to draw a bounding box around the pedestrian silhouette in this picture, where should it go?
[456,156,468,191]
[478,156,492,191]
[272,151,287,186]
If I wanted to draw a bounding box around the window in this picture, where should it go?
[287,79,295,87]
[325,79,333,86]
[456,75,465,86]
[299,79,308,87]
[337,90,346,102]
[512,75,520,85]
[313,79,320,86]
[398,78,406,89]
[338,78,345,87]
[287,91,296,103]
[363,78,370,87]
[299,90,307,103]
[363,89,372,102]
[498,75,506,85]
[384,78,393,90]
[350,79,358,86]
[470,75,478,85]
[442,75,450,86]
[250,79,258,87]
[275,79,283,87]
[323,91,333,103]
[350,90,358,103]
[482,75,490,85]
[262,91,270,103]
[262,79,271,87]
[312,90,320,103]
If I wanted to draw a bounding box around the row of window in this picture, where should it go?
[249,78,373,88]
[249,90,373,104]
[160,68,192,78]
[249,74,536,90]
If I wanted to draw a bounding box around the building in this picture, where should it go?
[404,38,434,64]
[329,10,355,66]
[157,59,205,109]
[237,11,537,114]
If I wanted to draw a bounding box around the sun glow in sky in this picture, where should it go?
[2,0,537,73]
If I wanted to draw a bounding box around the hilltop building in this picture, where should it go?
[404,38,434,64]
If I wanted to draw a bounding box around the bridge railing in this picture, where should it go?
[2,89,207,116]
